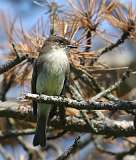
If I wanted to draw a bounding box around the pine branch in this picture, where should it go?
[25,93,136,111]
[91,25,134,65]
[0,129,35,140]
[0,100,135,137]
[0,54,32,74]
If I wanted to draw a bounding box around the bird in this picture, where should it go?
[31,36,76,147]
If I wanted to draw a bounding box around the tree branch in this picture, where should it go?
[0,129,35,140]
[91,24,134,65]
[0,54,33,74]
[0,101,135,137]
[91,70,131,101]
[25,93,136,110]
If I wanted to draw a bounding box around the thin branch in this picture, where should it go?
[46,142,63,157]
[0,128,67,141]
[0,101,135,137]
[0,129,35,140]
[0,55,29,74]
[71,64,119,101]
[0,144,14,160]
[116,145,136,160]
[56,136,80,160]
[91,69,131,101]
[66,134,92,157]
[25,93,136,110]
[47,130,67,140]
[0,101,34,120]
[91,25,134,65]
[70,80,100,135]
[95,138,136,160]
[17,136,44,160]
[12,43,20,58]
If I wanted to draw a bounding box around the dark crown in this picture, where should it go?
[46,36,70,46]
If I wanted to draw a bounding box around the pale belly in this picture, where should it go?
[36,66,65,96]
[36,47,69,96]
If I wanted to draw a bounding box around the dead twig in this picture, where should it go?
[56,136,80,160]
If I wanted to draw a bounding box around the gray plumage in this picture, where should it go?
[31,36,70,147]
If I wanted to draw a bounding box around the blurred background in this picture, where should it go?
[0,0,136,160]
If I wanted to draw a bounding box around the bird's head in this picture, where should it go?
[39,36,77,55]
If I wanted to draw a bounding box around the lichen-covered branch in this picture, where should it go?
[0,101,135,137]
[25,93,136,110]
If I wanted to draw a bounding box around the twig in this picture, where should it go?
[46,142,63,156]
[70,80,104,132]
[116,145,136,160]
[71,64,119,101]
[0,129,35,140]
[17,136,44,160]
[47,130,67,140]
[56,136,80,160]
[12,43,20,58]
[71,64,101,93]
[91,69,131,101]
[66,134,92,157]
[95,138,136,160]
[25,93,136,110]
[0,144,14,160]
[91,25,134,65]
[0,55,28,74]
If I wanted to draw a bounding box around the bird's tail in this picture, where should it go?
[33,103,51,147]
[33,115,47,147]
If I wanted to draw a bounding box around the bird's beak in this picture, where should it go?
[67,44,77,48]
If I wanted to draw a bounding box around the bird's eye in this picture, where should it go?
[59,40,64,44]
[57,40,64,45]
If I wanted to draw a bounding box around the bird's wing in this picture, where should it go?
[60,76,68,96]
[57,74,69,124]
[31,59,38,116]
[50,67,70,119]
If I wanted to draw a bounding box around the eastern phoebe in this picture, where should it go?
[31,36,75,147]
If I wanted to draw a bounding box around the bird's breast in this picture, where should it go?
[36,48,69,95]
